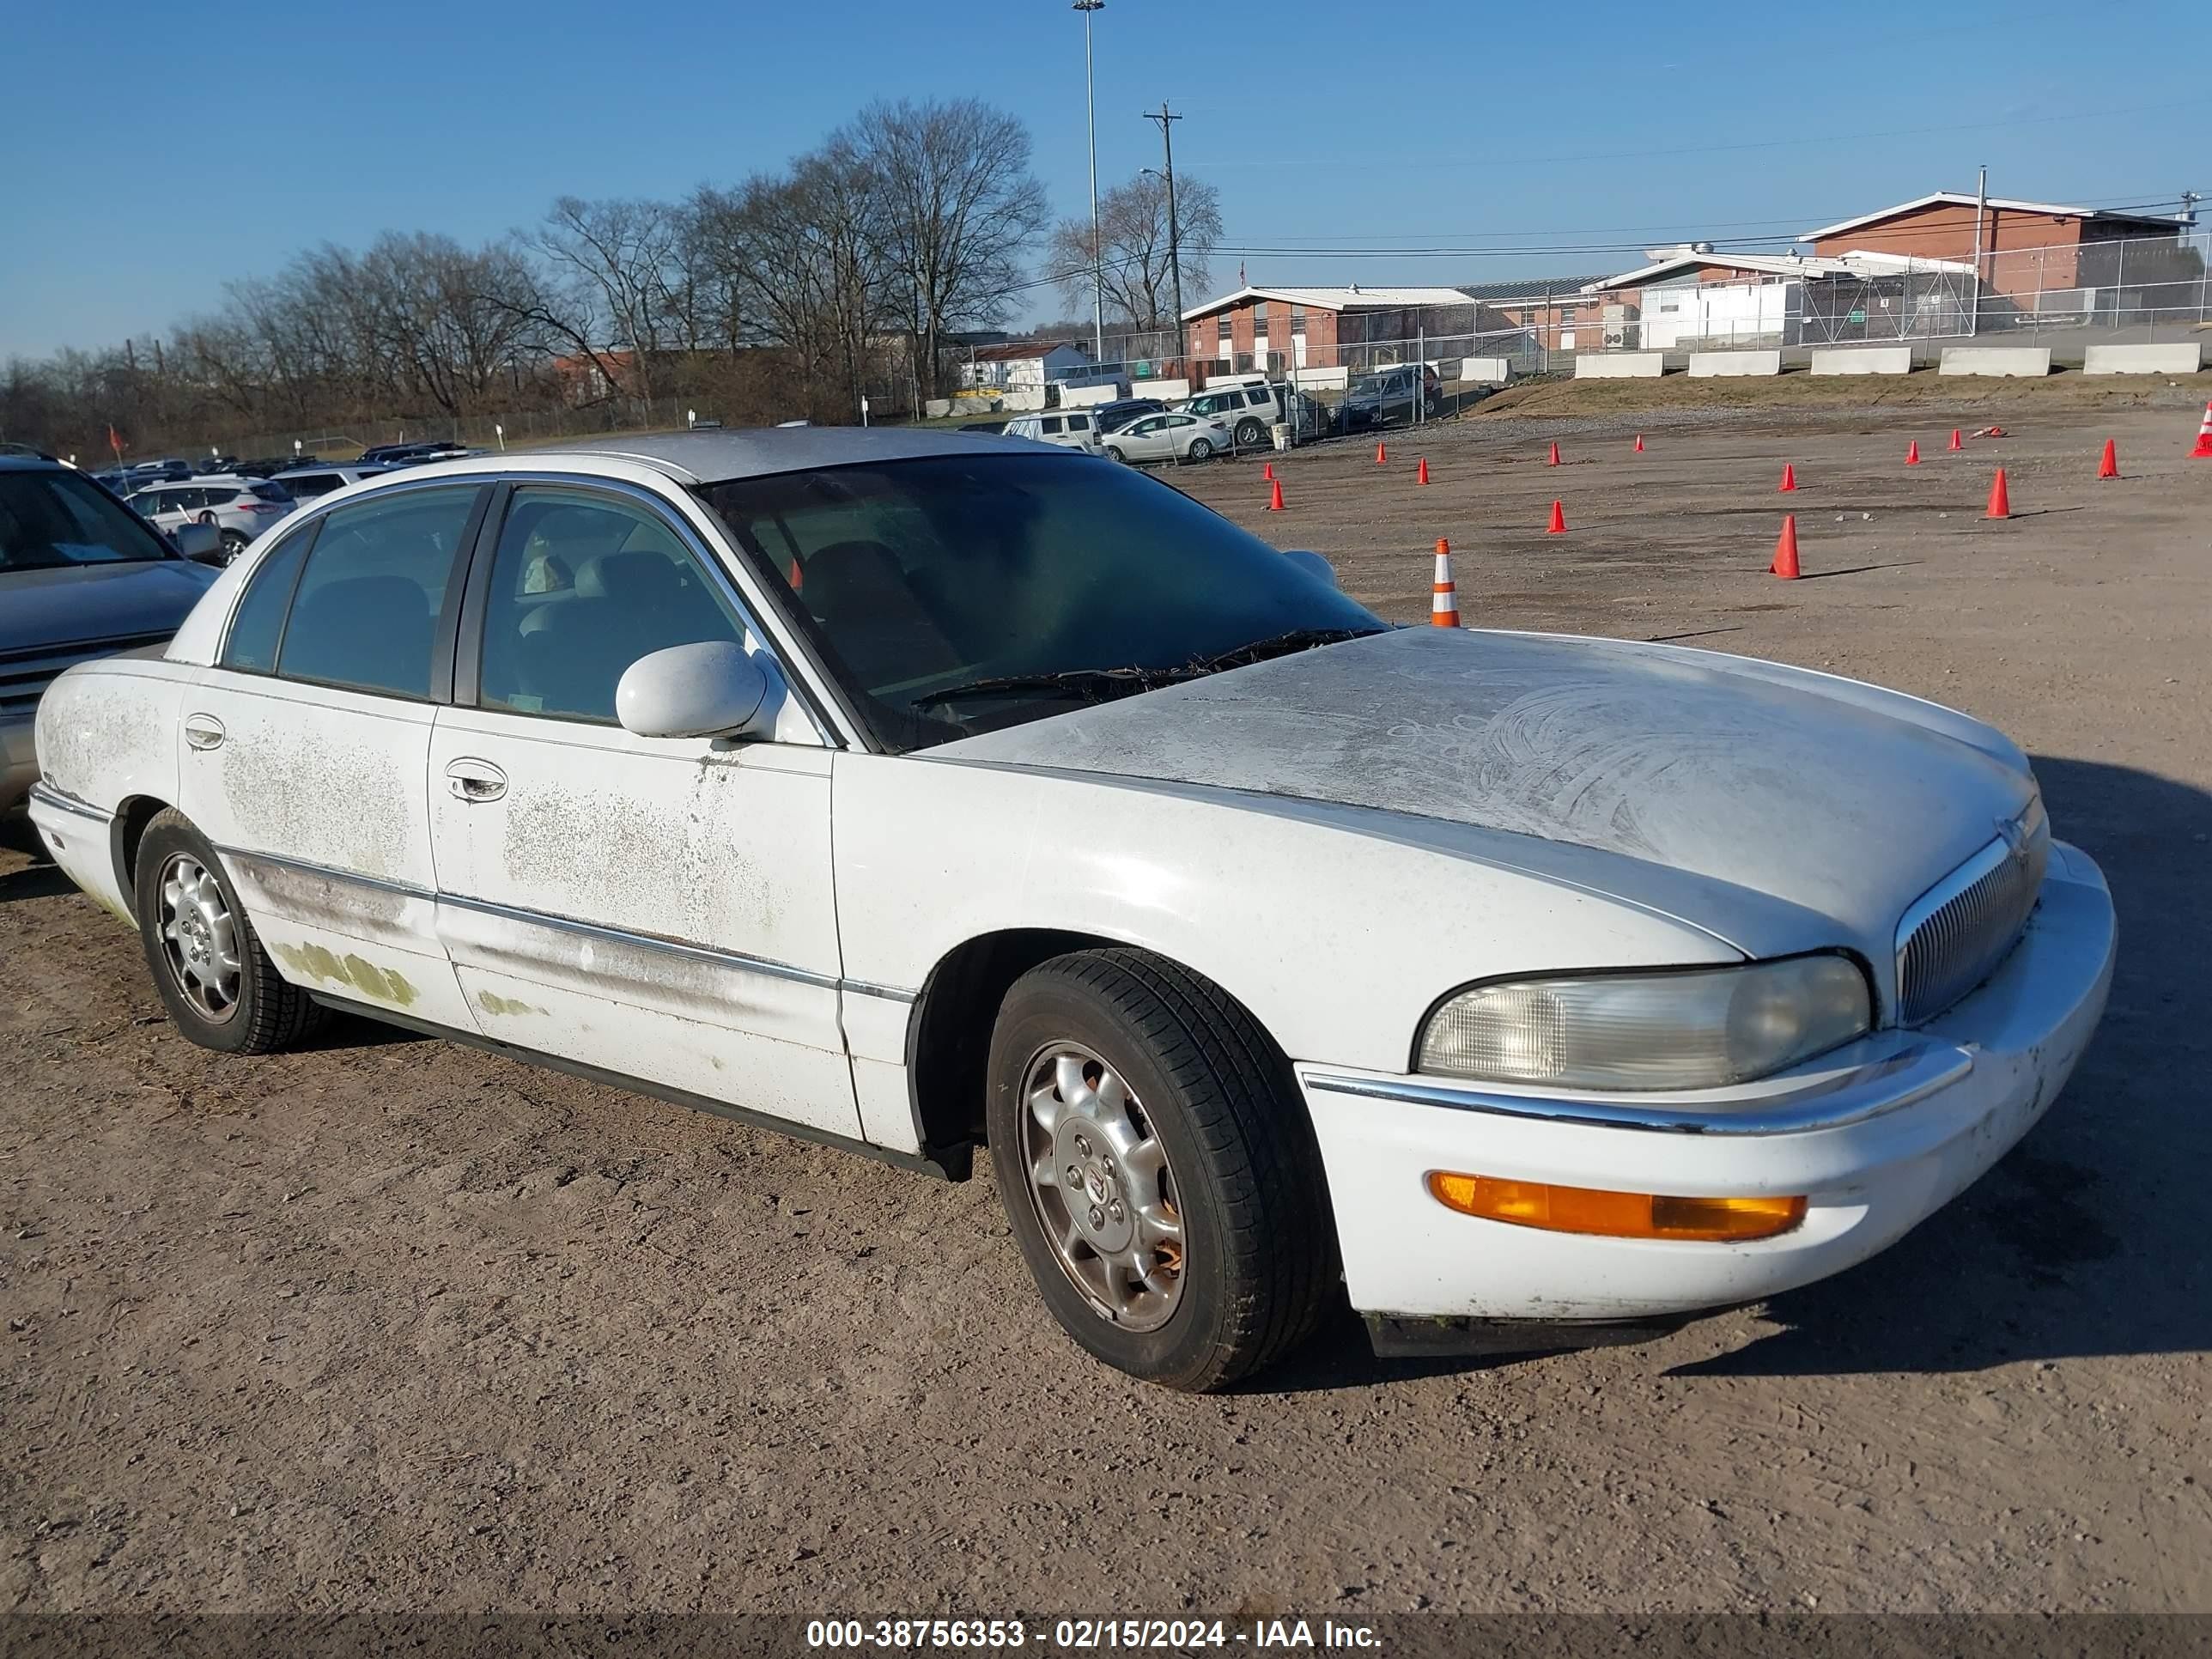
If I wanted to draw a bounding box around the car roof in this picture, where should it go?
[477,426,1051,486]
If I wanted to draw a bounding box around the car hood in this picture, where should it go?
[0,560,219,656]
[936,626,2036,954]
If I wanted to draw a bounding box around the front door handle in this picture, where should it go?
[183,713,225,751]
[445,757,507,803]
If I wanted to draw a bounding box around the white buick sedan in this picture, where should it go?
[28,430,2115,1391]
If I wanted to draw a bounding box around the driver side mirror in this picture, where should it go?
[171,521,225,564]
[616,640,778,744]
[1283,548,1338,589]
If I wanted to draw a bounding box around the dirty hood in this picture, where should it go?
[0,559,218,657]
[937,626,2037,947]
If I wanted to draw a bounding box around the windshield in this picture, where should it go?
[696,453,1382,752]
[0,470,179,571]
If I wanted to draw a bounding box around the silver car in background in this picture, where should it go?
[1101,411,1232,465]
[2,456,222,820]
[270,463,398,501]
[125,475,295,560]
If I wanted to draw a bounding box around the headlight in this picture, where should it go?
[1415,956,1872,1091]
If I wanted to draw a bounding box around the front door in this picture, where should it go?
[426,483,859,1138]
[175,483,486,1031]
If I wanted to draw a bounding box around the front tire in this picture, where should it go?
[986,949,1335,1392]
[1104,445,1127,463]
[134,809,326,1054]
[219,529,248,559]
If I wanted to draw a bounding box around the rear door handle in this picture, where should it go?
[183,713,225,751]
[445,757,507,803]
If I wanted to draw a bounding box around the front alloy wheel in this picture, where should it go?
[986,948,1336,1391]
[1018,1042,1184,1330]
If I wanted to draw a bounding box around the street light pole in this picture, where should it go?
[1074,0,1105,363]
[1145,104,1183,374]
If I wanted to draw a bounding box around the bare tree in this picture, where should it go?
[527,196,684,409]
[1050,171,1222,337]
[849,98,1048,400]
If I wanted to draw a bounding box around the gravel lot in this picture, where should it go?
[4,394,2209,1615]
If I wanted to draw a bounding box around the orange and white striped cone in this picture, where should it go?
[1430,538,1461,628]
[2191,401,2212,459]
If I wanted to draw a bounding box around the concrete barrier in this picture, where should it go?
[1688,349,1783,378]
[1455,356,1510,384]
[2083,342,2204,375]
[1810,347,1913,376]
[1133,376,1191,400]
[1939,346,2052,378]
[1574,352,1667,379]
[924,398,952,419]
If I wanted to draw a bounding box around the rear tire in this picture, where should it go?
[134,809,327,1054]
[1186,437,1213,464]
[986,949,1336,1392]
[1236,417,1266,448]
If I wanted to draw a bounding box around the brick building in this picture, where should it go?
[1802,191,2193,299]
[1180,285,1484,375]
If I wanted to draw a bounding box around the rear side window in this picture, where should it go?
[285,473,337,498]
[220,527,314,673]
[276,487,477,698]
[1067,414,1091,432]
[204,488,240,506]
[250,483,291,503]
[1040,416,1063,434]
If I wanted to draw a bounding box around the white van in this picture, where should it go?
[1002,410,1102,453]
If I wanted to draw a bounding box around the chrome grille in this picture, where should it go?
[0,633,174,719]
[1895,799,2048,1024]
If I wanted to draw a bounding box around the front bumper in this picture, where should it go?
[1299,840,2116,1327]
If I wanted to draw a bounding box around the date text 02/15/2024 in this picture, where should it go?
[805,1620,1381,1650]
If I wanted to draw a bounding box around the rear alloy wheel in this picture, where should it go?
[987,948,1336,1391]
[134,809,327,1054]
[1185,437,1213,463]
[1236,417,1266,448]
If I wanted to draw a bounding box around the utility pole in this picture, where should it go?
[1146,103,1185,374]
[1073,0,1107,363]
[1970,162,1988,338]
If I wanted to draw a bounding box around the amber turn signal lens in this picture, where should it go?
[1425,1172,1806,1242]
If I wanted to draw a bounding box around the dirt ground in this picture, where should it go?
[3,392,2210,1617]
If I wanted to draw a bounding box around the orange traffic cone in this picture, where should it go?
[1633,434,1644,453]
[1778,462,1797,492]
[1905,441,1921,465]
[1416,457,1431,485]
[1262,459,1274,481]
[1267,477,1285,511]
[2098,439,2118,480]
[1948,428,1965,453]
[1547,441,1561,467]
[1984,468,2012,520]
[1546,500,1567,534]
[2191,401,2212,459]
[1431,539,1461,628]
[1376,441,1388,465]
[1770,515,1801,580]
[787,557,804,590]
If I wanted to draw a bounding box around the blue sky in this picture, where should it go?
[3,0,2202,357]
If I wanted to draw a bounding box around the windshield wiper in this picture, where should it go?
[920,629,1382,711]
[919,665,1200,707]
[1184,626,1382,674]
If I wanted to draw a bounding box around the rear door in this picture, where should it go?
[426,481,859,1138]
[176,481,488,1030]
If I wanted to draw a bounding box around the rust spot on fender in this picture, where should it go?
[475,989,548,1018]
[272,941,419,1006]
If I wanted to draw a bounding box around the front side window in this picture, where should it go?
[276,486,477,698]
[476,488,744,724]
[696,453,1382,753]
[1040,416,1063,434]
[0,468,180,569]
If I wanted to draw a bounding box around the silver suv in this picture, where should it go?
[126,475,295,560]
[1178,384,1284,449]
